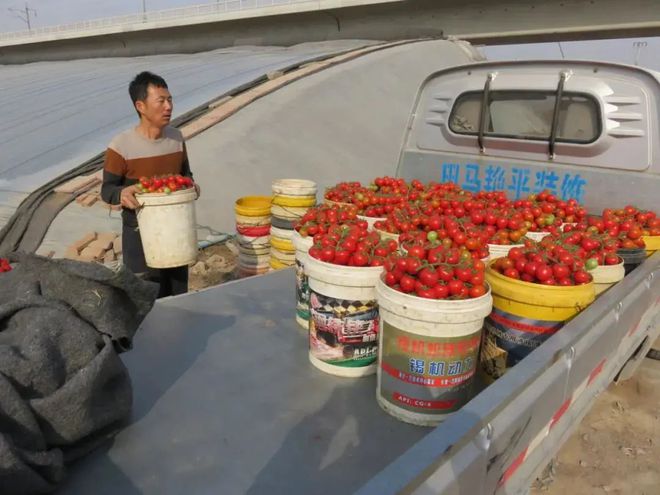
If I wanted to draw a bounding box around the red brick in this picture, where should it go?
[103,250,116,264]
[81,195,99,207]
[88,238,113,252]
[71,232,97,254]
[113,236,122,254]
[64,248,80,260]
[80,244,105,261]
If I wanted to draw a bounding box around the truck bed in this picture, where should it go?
[58,269,429,495]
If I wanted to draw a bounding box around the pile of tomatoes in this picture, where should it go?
[383,246,488,300]
[136,174,195,195]
[295,204,364,237]
[492,245,593,286]
[0,258,12,273]
[308,227,398,267]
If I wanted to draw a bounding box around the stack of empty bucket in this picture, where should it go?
[235,196,272,277]
[270,179,317,271]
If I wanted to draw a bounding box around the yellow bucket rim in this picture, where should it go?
[272,195,317,207]
[235,196,272,217]
[486,265,595,319]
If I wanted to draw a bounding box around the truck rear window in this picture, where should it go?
[449,91,600,144]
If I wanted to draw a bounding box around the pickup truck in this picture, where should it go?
[60,58,660,494]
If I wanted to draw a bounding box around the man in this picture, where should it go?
[101,71,199,298]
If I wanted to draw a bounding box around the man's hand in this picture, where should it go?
[120,185,141,209]
[194,183,201,199]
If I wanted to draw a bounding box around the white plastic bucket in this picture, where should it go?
[525,231,550,242]
[375,278,493,426]
[293,231,314,329]
[235,213,271,226]
[272,179,318,197]
[238,244,271,257]
[270,226,295,241]
[136,188,198,268]
[357,215,387,231]
[271,204,309,221]
[487,243,521,260]
[236,233,270,247]
[305,255,383,377]
[591,261,625,296]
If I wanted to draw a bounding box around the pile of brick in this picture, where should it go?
[54,170,120,211]
[65,232,122,265]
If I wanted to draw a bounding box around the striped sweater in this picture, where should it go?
[101,126,193,226]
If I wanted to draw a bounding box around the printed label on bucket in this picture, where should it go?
[295,258,310,321]
[309,291,378,368]
[380,323,481,414]
[483,306,564,370]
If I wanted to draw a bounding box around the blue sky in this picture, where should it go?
[1,1,658,70]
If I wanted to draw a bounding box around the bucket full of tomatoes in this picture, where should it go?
[305,227,396,377]
[375,246,492,426]
[481,245,595,381]
[135,174,198,269]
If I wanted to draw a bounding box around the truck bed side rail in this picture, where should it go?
[357,252,660,495]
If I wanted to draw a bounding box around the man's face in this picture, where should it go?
[136,84,173,127]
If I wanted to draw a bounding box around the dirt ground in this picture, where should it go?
[532,353,660,495]
[187,240,239,292]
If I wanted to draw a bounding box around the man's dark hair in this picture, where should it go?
[129,71,168,116]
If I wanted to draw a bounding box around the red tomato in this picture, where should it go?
[434,284,450,299]
[448,279,465,295]
[573,270,592,285]
[399,275,416,293]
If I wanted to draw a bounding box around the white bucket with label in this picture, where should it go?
[136,188,198,268]
[305,255,383,377]
[487,243,522,260]
[293,231,314,329]
[590,260,625,296]
[375,278,492,426]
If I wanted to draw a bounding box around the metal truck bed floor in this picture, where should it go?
[58,269,429,495]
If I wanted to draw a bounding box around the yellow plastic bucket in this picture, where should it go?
[642,235,660,257]
[235,196,272,217]
[271,195,316,208]
[481,265,595,381]
[270,236,295,253]
[269,257,290,270]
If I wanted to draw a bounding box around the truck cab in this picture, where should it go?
[398,61,660,213]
